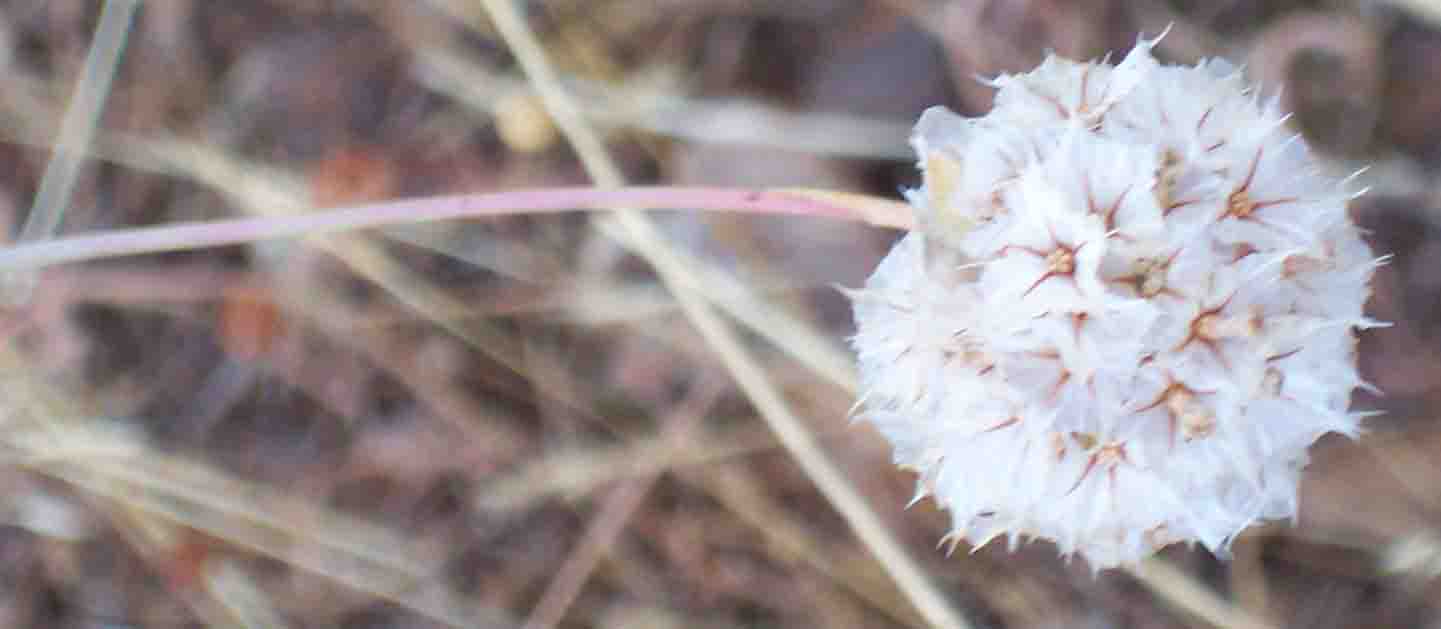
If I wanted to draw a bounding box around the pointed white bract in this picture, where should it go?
[849,35,1381,569]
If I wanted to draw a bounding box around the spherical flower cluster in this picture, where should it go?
[849,35,1382,569]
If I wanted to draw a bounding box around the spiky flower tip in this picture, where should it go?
[848,34,1384,570]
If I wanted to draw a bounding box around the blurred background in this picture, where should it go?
[1,0,1440,627]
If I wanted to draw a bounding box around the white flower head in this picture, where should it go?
[849,34,1382,570]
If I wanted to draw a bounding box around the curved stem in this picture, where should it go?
[0,186,911,271]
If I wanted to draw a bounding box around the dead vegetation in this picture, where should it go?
[1,1,1440,627]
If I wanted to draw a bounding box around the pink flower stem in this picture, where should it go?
[0,186,911,271]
